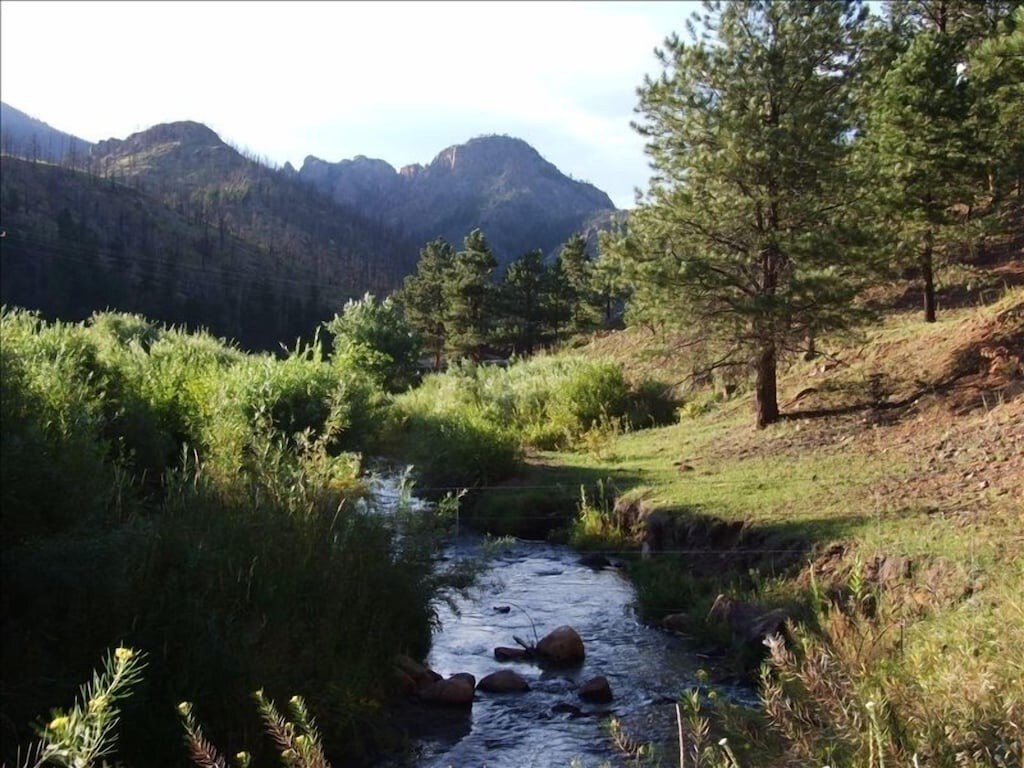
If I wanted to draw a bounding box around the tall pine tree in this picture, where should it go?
[397,237,455,369]
[559,232,602,333]
[865,29,979,322]
[500,249,548,355]
[444,229,498,361]
[627,0,872,428]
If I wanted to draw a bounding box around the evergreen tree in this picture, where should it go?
[864,29,979,322]
[559,232,601,333]
[444,229,498,361]
[397,237,455,369]
[499,249,548,355]
[627,0,872,428]
[544,253,574,342]
[968,7,1024,205]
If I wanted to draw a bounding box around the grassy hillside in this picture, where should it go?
[495,254,1023,765]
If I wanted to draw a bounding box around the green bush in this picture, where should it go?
[0,309,116,542]
[0,308,466,766]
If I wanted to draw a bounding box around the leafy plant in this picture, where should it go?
[19,647,146,768]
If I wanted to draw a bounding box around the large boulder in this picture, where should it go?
[418,673,476,707]
[536,625,585,665]
[578,676,613,703]
[477,670,530,693]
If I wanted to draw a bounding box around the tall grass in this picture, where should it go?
[0,307,466,766]
[385,355,676,491]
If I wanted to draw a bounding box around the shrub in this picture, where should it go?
[0,308,115,542]
[324,293,422,393]
[0,309,469,767]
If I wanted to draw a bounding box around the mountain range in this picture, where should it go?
[296,135,616,262]
[0,102,621,349]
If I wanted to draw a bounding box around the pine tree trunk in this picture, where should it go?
[754,343,779,429]
[921,235,936,323]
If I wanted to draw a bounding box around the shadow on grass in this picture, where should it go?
[454,460,647,540]
[780,374,969,423]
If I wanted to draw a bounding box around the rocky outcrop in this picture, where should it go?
[536,625,585,665]
[298,154,402,211]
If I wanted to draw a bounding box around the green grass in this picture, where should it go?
[475,293,1024,766]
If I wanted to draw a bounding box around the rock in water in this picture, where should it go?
[393,653,442,690]
[494,646,532,662]
[418,674,476,707]
[477,670,531,693]
[536,625,585,665]
[578,552,611,569]
[578,676,613,703]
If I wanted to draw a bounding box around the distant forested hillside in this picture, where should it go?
[1,122,424,349]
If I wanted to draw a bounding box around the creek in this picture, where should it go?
[365,473,754,768]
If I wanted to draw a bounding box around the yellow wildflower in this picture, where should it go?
[48,715,70,731]
[114,647,134,663]
[88,694,109,713]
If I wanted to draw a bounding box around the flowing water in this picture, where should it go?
[366,472,754,768]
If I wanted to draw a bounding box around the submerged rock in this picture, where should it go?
[578,675,613,703]
[494,646,532,662]
[578,552,611,569]
[551,702,583,718]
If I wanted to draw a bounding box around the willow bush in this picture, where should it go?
[0,308,464,766]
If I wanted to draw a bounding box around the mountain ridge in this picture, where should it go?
[297,133,618,263]
[0,102,93,165]
[1,105,625,348]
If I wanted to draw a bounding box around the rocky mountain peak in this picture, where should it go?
[298,134,616,264]
[427,134,546,176]
[90,121,249,191]
[94,121,225,157]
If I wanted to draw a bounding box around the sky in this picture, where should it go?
[0,1,703,209]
